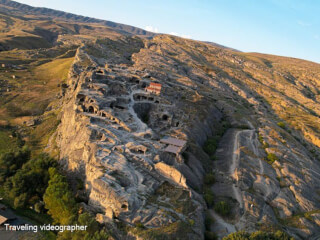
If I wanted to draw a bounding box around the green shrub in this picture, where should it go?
[223,230,293,240]
[4,153,57,208]
[204,188,215,207]
[277,122,286,129]
[189,219,195,226]
[210,155,217,161]
[214,201,230,216]
[203,137,218,156]
[57,212,110,240]
[44,168,78,225]
[223,231,250,240]
[258,134,269,149]
[204,173,215,185]
[273,230,294,240]
[0,146,30,183]
[14,193,28,209]
[204,212,214,230]
[266,153,278,164]
[135,222,145,229]
[263,142,269,149]
[205,231,218,240]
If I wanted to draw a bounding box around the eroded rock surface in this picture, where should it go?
[55,35,320,239]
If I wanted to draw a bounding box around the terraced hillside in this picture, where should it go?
[1,1,320,240]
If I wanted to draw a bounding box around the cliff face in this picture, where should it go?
[56,39,210,239]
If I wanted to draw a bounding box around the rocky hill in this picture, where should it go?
[0,0,154,38]
[1,1,320,240]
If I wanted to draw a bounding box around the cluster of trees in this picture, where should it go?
[203,136,220,158]
[0,146,30,183]
[44,168,77,225]
[4,153,57,209]
[44,168,110,239]
[203,119,230,161]
[0,146,111,239]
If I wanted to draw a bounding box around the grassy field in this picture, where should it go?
[0,55,73,123]
[0,127,20,154]
[0,47,74,157]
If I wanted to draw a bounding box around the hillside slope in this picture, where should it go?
[0,0,154,37]
[1,2,320,240]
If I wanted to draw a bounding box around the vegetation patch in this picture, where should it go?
[278,209,320,229]
[204,187,215,207]
[204,173,215,185]
[277,121,286,129]
[131,221,191,240]
[223,230,293,240]
[0,126,23,154]
[258,133,269,149]
[203,118,230,164]
[266,153,278,165]
[214,201,230,217]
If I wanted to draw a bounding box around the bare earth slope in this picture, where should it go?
[0,0,154,38]
[1,2,320,240]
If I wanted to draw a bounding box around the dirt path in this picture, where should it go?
[211,123,258,238]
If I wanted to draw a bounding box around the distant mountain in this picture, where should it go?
[0,0,155,38]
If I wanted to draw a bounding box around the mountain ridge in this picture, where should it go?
[0,0,155,38]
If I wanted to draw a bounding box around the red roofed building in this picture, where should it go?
[146,82,162,95]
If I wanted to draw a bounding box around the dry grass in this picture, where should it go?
[0,56,73,122]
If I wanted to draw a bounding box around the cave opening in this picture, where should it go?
[162,115,168,121]
[121,204,128,210]
[88,106,94,113]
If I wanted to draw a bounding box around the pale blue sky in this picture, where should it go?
[16,0,320,63]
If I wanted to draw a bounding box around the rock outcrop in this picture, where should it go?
[55,33,320,240]
[56,39,207,239]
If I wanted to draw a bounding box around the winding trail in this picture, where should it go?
[211,122,258,238]
[230,130,246,210]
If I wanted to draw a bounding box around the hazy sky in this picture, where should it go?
[16,0,320,63]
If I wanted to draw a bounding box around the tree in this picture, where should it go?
[13,193,28,209]
[0,146,30,183]
[57,213,110,240]
[214,201,230,216]
[4,153,57,208]
[44,168,77,225]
